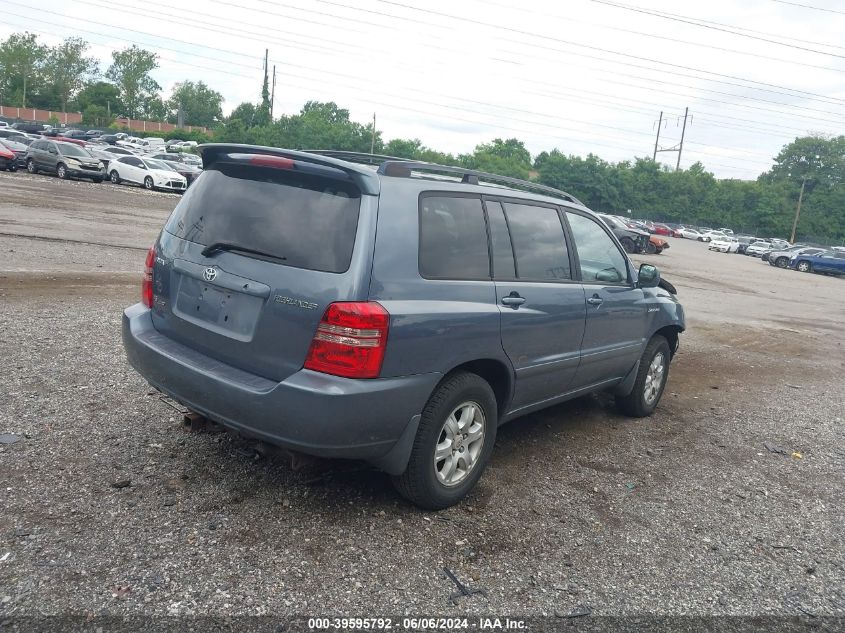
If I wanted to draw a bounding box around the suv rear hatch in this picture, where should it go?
[150,152,376,383]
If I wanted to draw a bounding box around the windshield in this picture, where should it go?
[143,159,170,171]
[57,143,90,157]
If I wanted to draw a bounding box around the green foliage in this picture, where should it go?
[166,80,223,128]
[461,138,532,179]
[74,81,123,115]
[0,32,48,108]
[105,45,160,119]
[81,105,113,128]
[46,37,98,112]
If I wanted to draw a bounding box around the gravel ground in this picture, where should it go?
[1,172,844,623]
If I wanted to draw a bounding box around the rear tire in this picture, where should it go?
[57,163,67,179]
[110,170,120,184]
[616,336,671,418]
[26,159,36,174]
[144,176,154,190]
[775,257,789,268]
[392,372,497,510]
[620,237,637,254]
[7,164,17,172]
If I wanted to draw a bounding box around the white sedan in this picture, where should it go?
[699,231,728,243]
[108,155,187,192]
[709,237,740,253]
[677,227,702,239]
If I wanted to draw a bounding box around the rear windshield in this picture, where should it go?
[164,164,361,273]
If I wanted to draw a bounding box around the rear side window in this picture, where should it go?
[502,203,571,281]
[419,196,490,280]
[164,164,361,273]
[484,200,516,279]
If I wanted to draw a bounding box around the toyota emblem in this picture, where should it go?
[203,267,218,282]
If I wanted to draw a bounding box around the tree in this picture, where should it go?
[0,32,48,107]
[141,95,167,121]
[167,80,223,128]
[463,138,532,179]
[81,105,113,128]
[105,46,160,119]
[74,81,123,115]
[46,38,98,112]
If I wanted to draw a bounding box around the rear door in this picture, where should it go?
[488,198,586,412]
[565,210,645,388]
[150,155,370,382]
[121,156,145,183]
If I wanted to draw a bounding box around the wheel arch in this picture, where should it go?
[441,358,513,422]
[654,324,683,358]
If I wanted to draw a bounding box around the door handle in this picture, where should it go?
[501,292,526,308]
[587,294,604,306]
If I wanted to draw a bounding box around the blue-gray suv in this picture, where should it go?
[123,145,685,509]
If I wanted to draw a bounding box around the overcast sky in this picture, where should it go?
[4,0,845,179]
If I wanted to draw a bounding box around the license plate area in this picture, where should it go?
[174,275,262,340]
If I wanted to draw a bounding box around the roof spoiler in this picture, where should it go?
[198,144,381,195]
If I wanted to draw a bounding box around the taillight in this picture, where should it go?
[142,245,156,308]
[249,155,295,169]
[304,302,389,379]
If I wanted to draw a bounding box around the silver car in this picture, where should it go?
[768,246,825,268]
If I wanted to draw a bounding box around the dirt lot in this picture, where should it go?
[1,171,844,623]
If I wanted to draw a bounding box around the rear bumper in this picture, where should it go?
[122,304,441,470]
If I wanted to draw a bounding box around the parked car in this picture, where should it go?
[93,134,121,145]
[25,139,104,182]
[0,139,28,169]
[769,238,791,250]
[717,228,734,235]
[647,235,670,254]
[789,250,845,275]
[160,159,202,185]
[745,241,773,257]
[0,141,18,171]
[149,152,202,167]
[104,146,140,157]
[11,122,47,133]
[768,246,825,268]
[137,137,166,152]
[122,146,685,509]
[709,236,740,253]
[0,121,8,129]
[676,227,702,240]
[598,214,650,253]
[734,236,756,254]
[116,136,145,150]
[85,147,119,170]
[699,231,727,243]
[108,155,187,192]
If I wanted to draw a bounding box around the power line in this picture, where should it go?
[770,0,845,15]
[592,0,845,60]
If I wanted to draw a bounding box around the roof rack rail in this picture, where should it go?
[304,150,583,206]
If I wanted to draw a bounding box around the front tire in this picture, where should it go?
[144,176,154,190]
[392,372,497,510]
[56,163,67,179]
[796,260,812,273]
[26,159,36,174]
[616,336,671,418]
[7,163,17,172]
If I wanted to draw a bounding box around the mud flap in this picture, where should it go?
[611,360,640,397]
[368,414,421,475]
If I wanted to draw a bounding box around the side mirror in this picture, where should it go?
[637,263,660,288]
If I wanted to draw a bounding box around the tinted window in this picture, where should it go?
[419,196,489,280]
[484,200,516,279]
[567,212,629,284]
[502,203,570,280]
[165,164,361,273]
[57,143,88,157]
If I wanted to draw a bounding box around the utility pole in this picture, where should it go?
[790,175,807,244]
[270,64,277,120]
[370,112,376,155]
[676,106,689,171]
[22,75,26,108]
[653,108,692,171]
[652,111,663,161]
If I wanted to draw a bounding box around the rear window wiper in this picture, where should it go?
[201,242,287,263]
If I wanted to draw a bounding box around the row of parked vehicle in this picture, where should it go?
[0,123,202,193]
[700,228,845,277]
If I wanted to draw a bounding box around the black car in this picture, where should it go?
[161,159,202,185]
[96,134,120,145]
[734,236,756,255]
[598,214,651,253]
[10,122,46,134]
[25,139,105,182]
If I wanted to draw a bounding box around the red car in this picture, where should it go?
[0,143,18,171]
[652,223,673,236]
